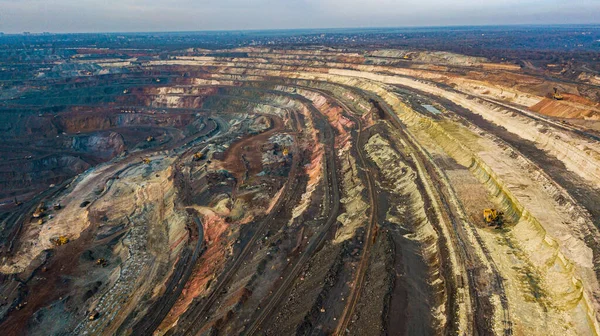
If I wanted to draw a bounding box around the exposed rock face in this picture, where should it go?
[3,43,600,336]
[71,132,125,159]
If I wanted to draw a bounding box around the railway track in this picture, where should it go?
[172,111,302,336]
[369,92,513,335]
[333,105,378,335]
[243,89,341,336]
[129,216,205,335]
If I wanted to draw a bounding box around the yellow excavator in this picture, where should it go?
[146,136,154,142]
[282,147,289,156]
[552,87,564,100]
[483,209,503,226]
[193,152,204,161]
[142,157,151,164]
[52,236,69,246]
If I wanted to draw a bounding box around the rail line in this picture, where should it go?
[173,111,302,336]
[332,96,378,336]
[370,92,513,335]
[243,89,341,336]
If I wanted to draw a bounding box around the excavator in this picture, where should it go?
[282,147,289,156]
[552,87,564,100]
[142,157,151,164]
[483,209,503,227]
[146,136,154,142]
[52,236,69,246]
[193,152,204,161]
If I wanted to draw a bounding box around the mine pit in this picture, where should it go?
[1,31,600,336]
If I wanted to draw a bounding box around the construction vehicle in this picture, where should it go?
[146,136,154,142]
[32,202,46,218]
[96,258,108,267]
[142,157,151,164]
[14,198,22,206]
[51,236,69,246]
[37,219,43,225]
[282,147,289,156]
[193,152,204,161]
[53,203,62,210]
[553,87,564,100]
[89,310,100,321]
[483,209,503,226]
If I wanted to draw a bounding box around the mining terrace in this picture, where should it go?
[1,41,600,336]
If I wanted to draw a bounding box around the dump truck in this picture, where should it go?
[483,209,503,226]
[32,202,46,218]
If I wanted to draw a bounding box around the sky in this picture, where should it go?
[1,0,599,34]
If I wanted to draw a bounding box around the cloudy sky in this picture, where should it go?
[1,0,599,33]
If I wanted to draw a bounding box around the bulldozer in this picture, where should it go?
[483,209,503,226]
[552,87,564,100]
[52,236,69,246]
[193,152,204,161]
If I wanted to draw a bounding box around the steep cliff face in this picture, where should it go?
[71,132,125,159]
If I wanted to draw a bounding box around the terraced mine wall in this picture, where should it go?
[384,92,600,335]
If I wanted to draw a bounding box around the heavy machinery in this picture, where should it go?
[96,258,108,267]
[32,202,46,218]
[146,136,154,142]
[53,203,62,210]
[483,209,503,226]
[553,87,564,100]
[193,152,204,161]
[142,158,151,164]
[52,236,69,246]
[89,310,100,321]
[282,147,289,156]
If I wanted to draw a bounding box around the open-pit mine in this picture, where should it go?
[1,29,600,335]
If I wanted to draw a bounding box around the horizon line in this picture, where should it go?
[2,22,600,36]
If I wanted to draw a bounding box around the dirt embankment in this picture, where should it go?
[530,96,600,120]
